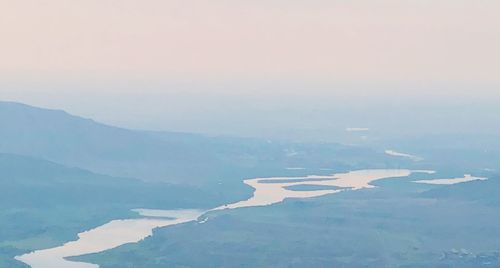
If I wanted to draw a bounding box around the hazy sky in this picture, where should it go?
[2,0,500,90]
[1,0,499,139]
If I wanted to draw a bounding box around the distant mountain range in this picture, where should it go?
[1,101,499,268]
[0,101,403,186]
[0,101,410,267]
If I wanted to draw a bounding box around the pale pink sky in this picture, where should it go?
[1,1,500,141]
[1,0,500,96]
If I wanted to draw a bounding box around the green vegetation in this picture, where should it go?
[0,153,225,267]
[77,177,500,268]
[2,102,500,267]
[0,101,410,188]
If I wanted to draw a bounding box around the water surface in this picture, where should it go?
[16,169,435,267]
[15,209,203,268]
[413,174,487,185]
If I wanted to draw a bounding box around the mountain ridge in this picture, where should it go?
[0,101,405,185]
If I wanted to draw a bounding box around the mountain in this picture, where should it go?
[0,102,406,267]
[0,101,210,182]
[0,101,403,186]
[0,153,223,268]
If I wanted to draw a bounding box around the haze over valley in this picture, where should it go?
[1,1,500,267]
[1,101,499,267]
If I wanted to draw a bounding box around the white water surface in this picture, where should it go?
[413,174,487,185]
[385,150,423,161]
[213,169,431,210]
[16,169,433,268]
[15,210,203,268]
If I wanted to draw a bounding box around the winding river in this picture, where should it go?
[16,169,440,268]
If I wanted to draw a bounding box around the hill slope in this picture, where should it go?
[0,153,222,267]
[0,101,402,185]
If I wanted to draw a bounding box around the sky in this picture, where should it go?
[1,0,499,140]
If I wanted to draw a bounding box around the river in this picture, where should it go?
[16,169,435,268]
